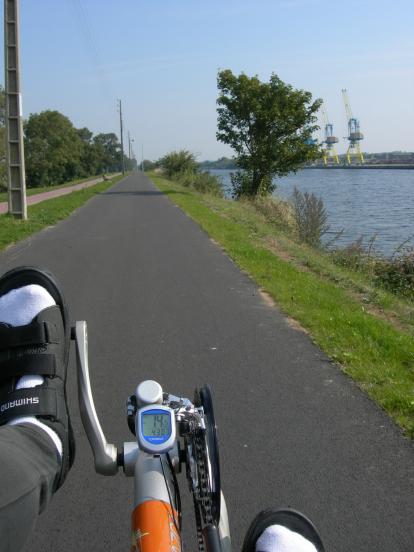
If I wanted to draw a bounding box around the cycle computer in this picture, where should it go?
[137,405,176,454]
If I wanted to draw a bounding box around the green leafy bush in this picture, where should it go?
[178,170,223,197]
[331,239,414,299]
[159,150,198,178]
[330,237,368,271]
[192,172,223,196]
[157,150,223,197]
[230,170,273,199]
[374,250,414,298]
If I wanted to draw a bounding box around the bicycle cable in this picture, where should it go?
[159,455,182,547]
[166,452,182,531]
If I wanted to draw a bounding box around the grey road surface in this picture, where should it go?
[1,173,413,551]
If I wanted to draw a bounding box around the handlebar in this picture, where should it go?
[73,320,229,552]
[73,321,205,474]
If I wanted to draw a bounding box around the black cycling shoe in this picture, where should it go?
[242,508,325,552]
[0,266,75,490]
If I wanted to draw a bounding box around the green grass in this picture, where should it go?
[0,173,119,203]
[150,173,414,438]
[0,174,124,252]
[187,187,414,333]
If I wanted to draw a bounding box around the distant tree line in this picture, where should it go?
[0,86,135,190]
[198,157,237,170]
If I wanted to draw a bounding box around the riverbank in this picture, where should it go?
[150,172,414,438]
[210,168,414,256]
[306,165,414,170]
[200,163,414,171]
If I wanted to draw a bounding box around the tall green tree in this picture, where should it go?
[93,133,122,173]
[24,110,84,187]
[77,127,93,143]
[77,127,103,176]
[216,70,322,197]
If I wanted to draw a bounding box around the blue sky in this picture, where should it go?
[2,0,413,160]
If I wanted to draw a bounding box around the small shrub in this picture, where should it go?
[157,150,223,197]
[230,170,273,199]
[177,170,223,197]
[142,159,157,171]
[331,237,367,271]
[192,172,223,196]
[230,170,253,199]
[176,169,196,188]
[159,150,198,178]
[374,249,414,298]
[251,196,295,230]
[331,239,414,299]
[291,186,329,247]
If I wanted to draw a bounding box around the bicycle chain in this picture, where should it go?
[194,430,213,552]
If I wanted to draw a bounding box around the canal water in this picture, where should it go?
[208,168,414,256]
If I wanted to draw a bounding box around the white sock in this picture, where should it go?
[256,525,317,552]
[0,285,63,458]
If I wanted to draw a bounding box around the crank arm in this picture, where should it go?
[73,321,118,475]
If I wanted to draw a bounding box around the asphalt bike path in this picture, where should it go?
[0,173,413,551]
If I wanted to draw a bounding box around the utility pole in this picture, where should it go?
[4,0,27,219]
[117,99,125,174]
[128,132,135,171]
[141,144,144,172]
[129,141,136,171]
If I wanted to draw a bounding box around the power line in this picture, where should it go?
[68,1,130,166]
[68,0,115,101]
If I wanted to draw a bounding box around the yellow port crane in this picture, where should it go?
[321,103,339,165]
[342,88,364,164]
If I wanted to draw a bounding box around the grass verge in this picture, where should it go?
[150,173,414,438]
[0,174,125,252]
[0,173,120,203]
